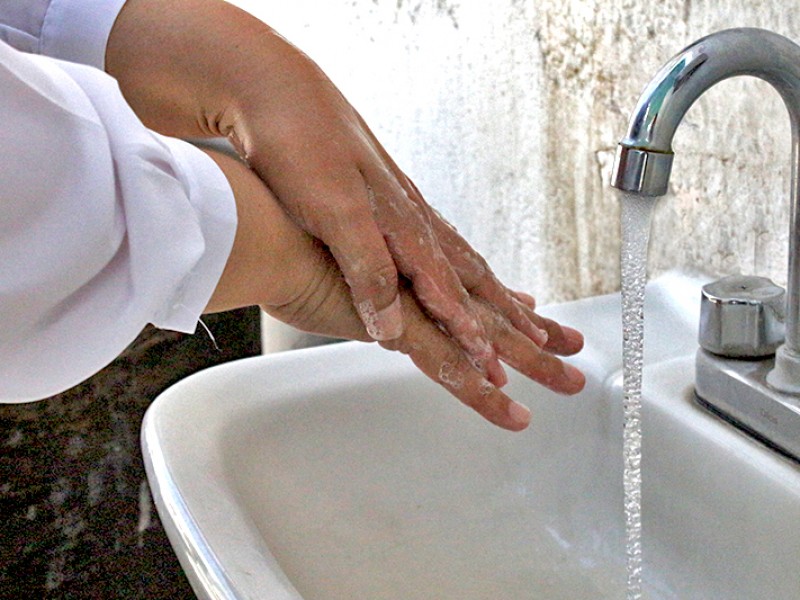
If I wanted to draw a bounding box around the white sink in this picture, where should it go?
[142,272,800,600]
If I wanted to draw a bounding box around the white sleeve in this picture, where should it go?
[0,0,126,68]
[0,41,238,402]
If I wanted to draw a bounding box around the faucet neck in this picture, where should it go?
[611,28,800,374]
[617,28,800,155]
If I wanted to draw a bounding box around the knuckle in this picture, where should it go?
[367,263,399,293]
[309,193,373,234]
[328,202,374,234]
[436,351,472,395]
[345,260,398,297]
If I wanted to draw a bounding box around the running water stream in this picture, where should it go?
[619,192,657,600]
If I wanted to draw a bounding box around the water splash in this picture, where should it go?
[620,192,656,600]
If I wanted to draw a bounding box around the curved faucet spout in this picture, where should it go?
[612,27,800,195]
[611,28,800,392]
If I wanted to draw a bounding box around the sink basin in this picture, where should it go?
[142,272,800,600]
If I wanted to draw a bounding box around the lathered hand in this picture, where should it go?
[205,151,585,432]
[106,0,552,388]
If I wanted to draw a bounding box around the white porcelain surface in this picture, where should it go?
[142,272,800,600]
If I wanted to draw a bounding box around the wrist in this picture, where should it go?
[202,150,289,313]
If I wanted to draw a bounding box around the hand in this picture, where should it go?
[204,150,584,432]
[106,0,552,388]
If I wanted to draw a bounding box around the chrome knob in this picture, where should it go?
[699,275,785,358]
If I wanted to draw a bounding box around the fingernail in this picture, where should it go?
[358,296,403,341]
[530,325,549,347]
[508,401,531,427]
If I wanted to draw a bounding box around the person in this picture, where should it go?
[0,0,585,431]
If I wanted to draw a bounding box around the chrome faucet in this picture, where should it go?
[611,28,800,461]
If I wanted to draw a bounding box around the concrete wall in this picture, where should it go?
[234,0,800,304]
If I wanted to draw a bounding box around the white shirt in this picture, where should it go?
[0,1,238,401]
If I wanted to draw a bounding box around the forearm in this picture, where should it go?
[107,0,586,424]
[105,0,302,139]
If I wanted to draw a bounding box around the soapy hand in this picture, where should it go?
[106,0,551,388]
[377,290,585,430]
[204,151,585,431]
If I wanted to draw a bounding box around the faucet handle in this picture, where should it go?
[699,275,785,358]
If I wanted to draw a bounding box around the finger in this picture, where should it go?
[515,302,585,357]
[413,192,548,348]
[291,180,405,342]
[241,120,406,342]
[325,219,404,342]
[353,119,508,382]
[512,290,537,310]
[365,176,507,387]
[396,171,544,343]
[381,292,530,431]
[472,276,549,348]
[472,298,586,395]
[396,170,582,359]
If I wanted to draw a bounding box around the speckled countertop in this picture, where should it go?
[0,308,260,599]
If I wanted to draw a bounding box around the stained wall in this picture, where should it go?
[235,0,800,304]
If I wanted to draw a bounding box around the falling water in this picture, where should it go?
[619,192,656,600]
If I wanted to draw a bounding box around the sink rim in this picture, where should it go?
[143,337,616,600]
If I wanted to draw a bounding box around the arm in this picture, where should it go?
[0,0,585,421]
[203,150,585,432]
[103,0,581,384]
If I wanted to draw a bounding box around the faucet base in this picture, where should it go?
[766,344,800,393]
[695,349,800,463]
